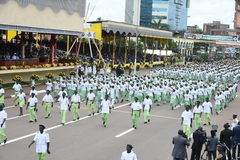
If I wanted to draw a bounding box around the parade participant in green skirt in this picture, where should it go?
[12,81,22,106]
[58,92,69,125]
[0,84,5,107]
[26,93,38,122]
[143,95,152,124]
[193,101,203,130]
[70,91,80,121]
[86,89,95,116]
[42,90,54,119]
[100,95,111,127]
[14,89,26,116]
[131,97,142,129]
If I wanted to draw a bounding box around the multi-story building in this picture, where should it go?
[203,21,229,36]
[186,25,200,33]
[234,0,240,35]
[125,0,190,31]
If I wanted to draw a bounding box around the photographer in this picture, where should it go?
[171,129,190,160]
[220,123,232,160]
[207,130,219,160]
[190,127,205,160]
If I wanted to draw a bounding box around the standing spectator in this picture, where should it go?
[190,127,205,160]
[181,105,193,140]
[0,84,5,107]
[207,130,218,160]
[232,113,239,130]
[42,90,54,119]
[131,97,142,129]
[121,144,137,160]
[232,121,240,160]
[0,104,7,144]
[220,123,232,160]
[100,95,111,127]
[171,129,190,160]
[26,93,38,122]
[86,89,95,116]
[58,92,69,125]
[202,98,213,126]
[28,125,50,160]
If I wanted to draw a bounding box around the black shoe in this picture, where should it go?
[72,119,76,121]
[148,119,150,122]
[77,117,79,120]
[61,123,65,125]
[203,123,206,126]
[121,99,123,103]
[48,113,50,117]
[133,125,135,128]
[92,112,95,115]
[88,114,91,116]
[157,104,160,106]
[134,127,137,129]
[36,109,38,112]
[45,117,48,119]
[104,125,106,127]
[97,111,99,113]
[144,122,147,124]
[29,120,33,123]
[3,138,7,144]
[35,119,37,122]
[208,122,211,125]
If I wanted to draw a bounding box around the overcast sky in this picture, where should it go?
[86,0,235,29]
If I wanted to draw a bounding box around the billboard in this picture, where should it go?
[184,33,238,42]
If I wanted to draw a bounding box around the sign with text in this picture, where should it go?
[184,33,238,42]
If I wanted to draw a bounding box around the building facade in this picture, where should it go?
[203,21,229,35]
[186,25,200,33]
[125,0,190,31]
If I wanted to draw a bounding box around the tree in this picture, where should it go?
[192,29,206,34]
[168,40,179,54]
[96,17,103,21]
[150,19,171,31]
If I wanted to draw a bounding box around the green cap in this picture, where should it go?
[0,104,4,108]
[127,144,133,149]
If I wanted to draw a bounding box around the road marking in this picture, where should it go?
[115,128,134,138]
[7,114,29,120]
[0,102,131,146]
[10,90,46,98]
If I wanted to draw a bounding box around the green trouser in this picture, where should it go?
[29,107,37,121]
[45,102,51,117]
[15,91,19,105]
[81,90,86,101]
[162,93,167,103]
[215,104,221,113]
[203,95,208,102]
[54,89,59,98]
[0,128,7,142]
[198,95,203,103]
[194,114,201,130]
[96,99,101,112]
[154,94,161,105]
[77,89,81,95]
[170,98,177,107]
[144,110,150,122]
[61,110,67,124]
[38,153,46,160]
[136,95,143,103]
[72,103,80,120]
[204,113,211,124]
[183,124,191,138]
[87,101,95,115]
[184,100,190,106]
[132,110,140,128]
[0,94,4,104]
[101,113,109,125]
[19,99,25,108]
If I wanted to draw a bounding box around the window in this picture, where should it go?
[152,8,167,12]
[152,15,167,19]
[153,0,168,4]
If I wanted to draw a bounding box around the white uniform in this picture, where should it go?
[121,151,137,160]
[0,110,7,128]
[33,131,50,153]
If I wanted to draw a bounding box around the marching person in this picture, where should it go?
[121,144,137,160]
[100,95,111,127]
[0,84,5,107]
[142,95,152,124]
[220,123,232,160]
[86,89,95,116]
[14,88,26,116]
[58,92,69,125]
[29,125,50,160]
[42,90,54,119]
[45,79,53,93]
[192,101,203,130]
[181,105,193,140]
[70,90,81,121]
[26,93,38,122]
[30,86,38,112]
[131,97,142,129]
[0,104,7,144]
[12,80,22,106]
[202,98,213,126]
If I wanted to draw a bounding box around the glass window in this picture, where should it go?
[153,0,168,4]
[152,8,167,12]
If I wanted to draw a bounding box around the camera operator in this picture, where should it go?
[232,121,240,160]
[207,130,219,160]
[215,142,226,160]
[190,127,206,160]
[171,129,190,160]
[220,123,232,160]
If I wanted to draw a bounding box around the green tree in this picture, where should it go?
[168,40,178,54]
[192,29,206,34]
[150,19,171,31]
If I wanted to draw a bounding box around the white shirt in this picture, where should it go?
[202,101,212,113]
[87,92,95,101]
[33,131,50,153]
[30,89,38,96]
[46,82,53,91]
[58,97,69,110]
[143,98,152,110]
[13,83,22,91]
[101,100,111,113]
[181,110,193,125]
[28,97,38,106]
[0,110,7,128]
[42,94,54,103]
[193,105,203,114]
[58,90,68,98]
[131,101,142,110]
[121,151,137,160]
[18,92,26,99]
[71,94,81,103]
[0,88,5,94]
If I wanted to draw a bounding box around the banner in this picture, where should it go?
[184,33,238,42]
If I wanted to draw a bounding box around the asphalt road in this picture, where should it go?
[0,69,239,160]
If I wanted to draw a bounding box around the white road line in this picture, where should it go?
[4,106,16,109]
[0,102,131,146]
[115,128,135,138]
[10,90,46,98]
[7,114,29,120]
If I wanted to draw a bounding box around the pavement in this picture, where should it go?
[0,66,239,160]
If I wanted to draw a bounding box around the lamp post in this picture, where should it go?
[134,35,138,74]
